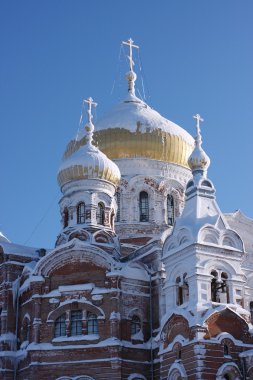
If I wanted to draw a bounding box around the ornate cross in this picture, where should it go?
[122,38,139,72]
[193,113,204,135]
[84,97,97,124]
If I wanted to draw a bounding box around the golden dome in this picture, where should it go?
[63,94,194,168]
[58,102,121,189]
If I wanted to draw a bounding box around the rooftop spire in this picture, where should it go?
[122,38,139,96]
[83,97,97,145]
[188,113,210,175]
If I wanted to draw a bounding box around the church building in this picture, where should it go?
[1,39,253,380]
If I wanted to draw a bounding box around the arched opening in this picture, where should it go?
[54,314,66,338]
[176,274,189,306]
[63,208,69,228]
[131,315,141,336]
[77,202,85,224]
[167,194,175,226]
[21,317,30,342]
[87,313,98,335]
[224,344,229,356]
[96,202,105,225]
[139,191,149,222]
[71,310,82,336]
[211,270,229,303]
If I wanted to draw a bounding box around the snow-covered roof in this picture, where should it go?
[96,93,193,145]
[225,210,253,254]
[0,240,40,259]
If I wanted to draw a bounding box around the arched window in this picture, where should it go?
[96,202,105,225]
[131,315,141,336]
[87,313,98,335]
[176,274,189,305]
[22,317,30,342]
[211,270,229,303]
[54,314,66,338]
[77,202,85,224]
[167,195,175,226]
[71,310,82,336]
[250,301,253,323]
[115,191,120,222]
[224,344,229,356]
[63,208,69,228]
[139,191,149,222]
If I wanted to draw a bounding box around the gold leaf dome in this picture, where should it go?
[63,94,194,168]
[58,142,121,189]
[58,98,121,189]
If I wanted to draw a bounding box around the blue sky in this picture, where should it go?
[0,0,252,248]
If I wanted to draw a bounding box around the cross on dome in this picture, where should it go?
[83,97,97,145]
[84,97,97,125]
[122,38,139,72]
[193,113,204,136]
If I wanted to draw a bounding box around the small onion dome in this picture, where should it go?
[57,141,121,188]
[58,99,121,189]
[188,114,210,172]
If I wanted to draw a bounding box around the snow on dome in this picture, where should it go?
[58,97,121,189]
[188,114,210,173]
[63,93,194,168]
[93,93,194,168]
[0,231,10,243]
[58,141,121,188]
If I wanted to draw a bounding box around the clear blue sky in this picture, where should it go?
[0,0,252,248]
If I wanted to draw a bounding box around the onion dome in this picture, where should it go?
[57,98,121,189]
[188,114,210,173]
[63,39,194,169]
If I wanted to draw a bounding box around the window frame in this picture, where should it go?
[70,310,83,336]
[87,313,98,335]
[139,191,149,222]
[54,314,67,338]
[77,202,85,224]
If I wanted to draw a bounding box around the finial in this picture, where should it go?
[122,38,139,95]
[188,113,210,174]
[83,97,97,145]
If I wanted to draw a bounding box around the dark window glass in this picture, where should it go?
[22,319,30,341]
[63,208,69,228]
[71,310,82,336]
[87,313,98,335]
[131,315,141,335]
[211,271,229,303]
[139,191,149,222]
[77,202,85,224]
[97,203,105,225]
[167,195,175,226]
[224,344,229,356]
[54,314,66,337]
